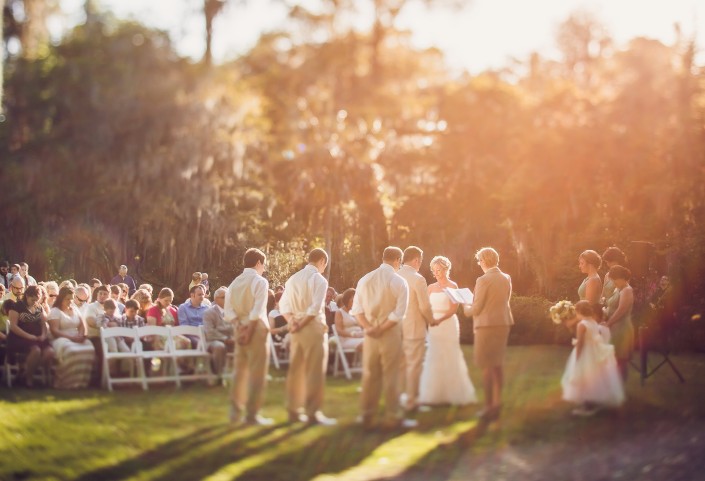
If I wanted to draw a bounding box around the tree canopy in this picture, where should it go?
[1,2,704,307]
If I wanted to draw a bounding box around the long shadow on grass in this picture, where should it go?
[204,424,400,481]
[74,423,304,481]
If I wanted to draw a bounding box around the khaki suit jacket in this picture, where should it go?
[465,267,514,328]
[397,265,434,340]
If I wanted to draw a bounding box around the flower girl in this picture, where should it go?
[556,300,625,416]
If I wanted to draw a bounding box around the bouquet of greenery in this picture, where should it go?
[549,300,576,325]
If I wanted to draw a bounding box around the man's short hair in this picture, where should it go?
[243,248,266,268]
[402,246,423,264]
[476,247,500,268]
[190,284,206,295]
[19,262,28,269]
[124,299,139,310]
[214,287,227,298]
[0,260,8,268]
[104,299,117,310]
[382,246,403,263]
[90,278,102,286]
[308,248,329,265]
[119,265,128,271]
[110,285,121,295]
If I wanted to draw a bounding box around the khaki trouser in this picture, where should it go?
[360,323,403,422]
[286,321,328,416]
[400,337,425,410]
[230,322,270,419]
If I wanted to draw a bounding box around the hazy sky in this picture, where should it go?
[57,0,702,73]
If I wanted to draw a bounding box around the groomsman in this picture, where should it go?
[352,246,414,429]
[225,248,273,426]
[397,246,434,413]
[279,248,337,425]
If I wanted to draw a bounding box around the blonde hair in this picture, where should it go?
[475,247,499,267]
[430,255,452,273]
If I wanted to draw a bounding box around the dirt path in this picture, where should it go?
[448,418,705,481]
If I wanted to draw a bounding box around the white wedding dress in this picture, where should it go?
[418,292,477,405]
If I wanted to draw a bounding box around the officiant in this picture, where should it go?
[463,247,514,422]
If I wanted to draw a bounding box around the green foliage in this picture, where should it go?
[1,4,704,319]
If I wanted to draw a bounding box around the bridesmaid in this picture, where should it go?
[601,247,627,305]
[578,250,603,320]
[602,265,635,382]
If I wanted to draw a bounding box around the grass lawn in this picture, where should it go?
[1,345,704,481]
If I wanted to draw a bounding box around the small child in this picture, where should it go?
[561,300,625,416]
[99,299,122,353]
[188,272,202,292]
[200,273,210,294]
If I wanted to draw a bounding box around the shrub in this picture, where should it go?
[459,295,572,346]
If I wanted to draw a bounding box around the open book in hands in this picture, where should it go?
[444,287,473,305]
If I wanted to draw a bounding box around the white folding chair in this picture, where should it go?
[100,326,147,391]
[135,325,179,388]
[3,319,50,387]
[169,325,217,386]
[331,325,362,380]
[269,332,289,370]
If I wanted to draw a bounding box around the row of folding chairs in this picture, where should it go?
[100,324,217,391]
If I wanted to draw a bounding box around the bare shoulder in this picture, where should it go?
[428,282,441,293]
[448,280,459,288]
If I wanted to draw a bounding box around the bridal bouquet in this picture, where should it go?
[549,300,576,325]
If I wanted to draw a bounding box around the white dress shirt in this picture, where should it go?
[278,264,328,325]
[351,263,409,327]
[224,268,269,328]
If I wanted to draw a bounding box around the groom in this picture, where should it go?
[352,246,414,429]
[397,246,435,414]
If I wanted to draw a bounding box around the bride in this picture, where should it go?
[418,256,477,406]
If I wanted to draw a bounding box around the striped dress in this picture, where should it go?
[48,307,95,389]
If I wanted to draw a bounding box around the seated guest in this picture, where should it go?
[0,260,10,289]
[44,281,59,308]
[117,283,129,304]
[104,299,145,363]
[189,272,203,292]
[18,262,37,287]
[268,291,289,343]
[73,285,91,318]
[9,264,21,284]
[99,298,124,355]
[334,288,364,351]
[89,278,102,290]
[84,285,110,386]
[36,285,52,316]
[177,285,209,348]
[326,287,339,312]
[146,288,189,351]
[0,284,5,305]
[6,286,55,387]
[110,265,137,297]
[48,287,95,389]
[5,276,25,303]
[131,288,154,319]
[109,285,126,314]
[202,287,234,378]
[201,273,210,296]
[138,284,154,298]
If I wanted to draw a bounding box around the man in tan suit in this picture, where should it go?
[225,248,273,426]
[463,247,514,422]
[352,246,415,429]
[397,246,434,413]
[279,248,336,425]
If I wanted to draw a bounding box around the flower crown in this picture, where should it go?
[549,300,576,325]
